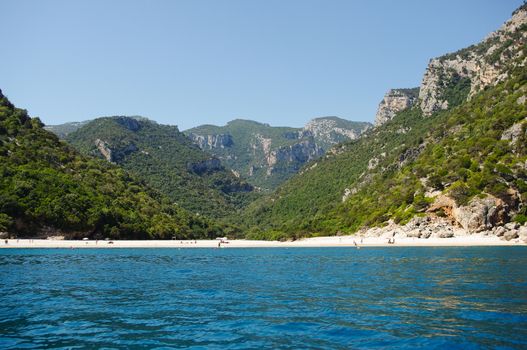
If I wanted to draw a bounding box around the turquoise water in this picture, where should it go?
[1,247,526,349]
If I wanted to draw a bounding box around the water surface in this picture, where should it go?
[1,247,526,349]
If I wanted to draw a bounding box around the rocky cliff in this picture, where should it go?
[185,117,371,190]
[188,133,233,150]
[303,117,370,149]
[419,5,527,115]
[374,88,419,126]
[373,6,527,122]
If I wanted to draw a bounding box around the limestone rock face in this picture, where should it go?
[303,117,370,146]
[419,6,527,115]
[188,133,233,150]
[501,118,527,152]
[374,88,419,126]
[427,194,509,233]
[452,196,507,233]
[94,139,113,162]
[185,117,371,190]
[266,140,323,175]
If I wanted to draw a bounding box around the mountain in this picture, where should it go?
[0,91,226,239]
[44,121,89,138]
[240,4,527,240]
[185,117,371,190]
[65,117,256,219]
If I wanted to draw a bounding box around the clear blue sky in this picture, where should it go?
[1,0,523,130]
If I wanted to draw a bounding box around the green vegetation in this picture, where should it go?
[66,117,257,219]
[186,119,312,190]
[4,4,525,240]
[0,91,228,239]
[185,118,370,190]
[240,65,527,239]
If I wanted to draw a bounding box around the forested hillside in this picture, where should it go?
[66,117,256,219]
[0,91,226,239]
[240,5,527,240]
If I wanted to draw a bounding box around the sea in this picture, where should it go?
[1,247,526,349]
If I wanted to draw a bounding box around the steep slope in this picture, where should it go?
[0,90,224,239]
[66,117,255,219]
[185,117,371,190]
[241,5,527,240]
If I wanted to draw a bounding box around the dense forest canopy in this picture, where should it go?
[0,90,230,239]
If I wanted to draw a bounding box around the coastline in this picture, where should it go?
[1,235,525,249]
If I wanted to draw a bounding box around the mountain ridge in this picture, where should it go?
[239,4,527,240]
[0,91,227,239]
[186,116,371,190]
[65,116,256,220]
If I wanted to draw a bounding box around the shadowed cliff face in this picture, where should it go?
[186,117,371,190]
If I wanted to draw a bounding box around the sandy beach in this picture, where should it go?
[1,234,525,249]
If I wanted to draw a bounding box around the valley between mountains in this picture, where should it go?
[1,4,526,242]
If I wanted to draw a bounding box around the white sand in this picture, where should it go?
[0,234,524,249]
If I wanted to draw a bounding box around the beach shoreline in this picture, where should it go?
[1,235,525,249]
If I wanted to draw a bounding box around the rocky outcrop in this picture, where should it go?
[501,118,527,152]
[188,133,233,149]
[115,117,141,132]
[266,140,324,175]
[419,6,527,115]
[452,196,508,232]
[94,139,113,162]
[356,215,527,243]
[398,144,426,168]
[374,88,419,126]
[303,117,370,146]
[427,194,508,233]
[94,139,138,163]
